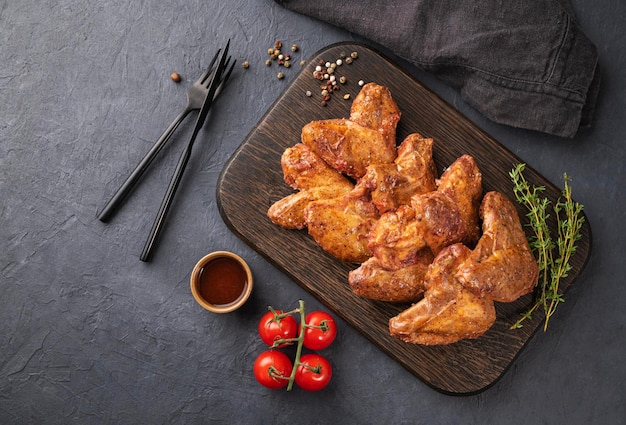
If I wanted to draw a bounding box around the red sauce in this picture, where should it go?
[198,257,247,306]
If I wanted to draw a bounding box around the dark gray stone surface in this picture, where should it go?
[1,1,623,424]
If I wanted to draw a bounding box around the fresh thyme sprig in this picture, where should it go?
[509,163,585,331]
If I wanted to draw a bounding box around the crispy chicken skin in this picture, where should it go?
[355,133,437,214]
[437,154,482,246]
[301,119,397,180]
[348,82,402,146]
[281,143,353,191]
[367,194,465,271]
[389,243,496,345]
[268,187,346,230]
[301,83,401,179]
[348,251,434,303]
[456,191,539,303]
[367,155,481,269]
[268,144,354,229]
[304,192,379,263]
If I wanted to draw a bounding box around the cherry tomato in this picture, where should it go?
[302,311,337,350]
[295,353,332,391]
[258,310,298,348]
[253,350,293,389]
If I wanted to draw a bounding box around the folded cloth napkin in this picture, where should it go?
[275,0,600,138]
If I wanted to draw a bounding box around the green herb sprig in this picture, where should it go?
[509,163,585,331]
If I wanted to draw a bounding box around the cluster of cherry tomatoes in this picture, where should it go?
[253,300,337,391]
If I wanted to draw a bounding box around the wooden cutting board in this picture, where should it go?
[216,43,591,395]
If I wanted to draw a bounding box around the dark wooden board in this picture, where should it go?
[216,43,592,395]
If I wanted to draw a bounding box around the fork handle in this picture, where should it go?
[97,108,192,222]
[139,133,196,262]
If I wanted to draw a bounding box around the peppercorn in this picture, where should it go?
[170,72,181,83]
[291,44,298,52]
[265,59,272,66]
[351,51,358,59]
[343,94,351,100]
[242,61,250,69]
[339,76,347,84]
[277,71,285,79]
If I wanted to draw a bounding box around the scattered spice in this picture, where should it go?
[170,72,181,83]
[263,39,303,80]
[306,49,360,103]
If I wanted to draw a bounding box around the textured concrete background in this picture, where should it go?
[1,0,624,424]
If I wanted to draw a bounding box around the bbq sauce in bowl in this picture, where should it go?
[190,251,253,313]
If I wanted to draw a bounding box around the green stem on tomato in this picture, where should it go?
[269,305,300,321]
[268,366,291,382]
[286,299,307,391]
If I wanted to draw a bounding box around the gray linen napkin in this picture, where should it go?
[275,0,599,138]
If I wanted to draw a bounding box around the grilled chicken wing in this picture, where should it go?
[304,191,379,263]
[456,191,539,302]
[281,143,354,191]
[268,187,345,230]
[301,83,401,179]
[355,133,437,214]
[348,251,434,303]
[367,155,482,269]
[301,119,396,180]
[349,82,402,146]
[268,144,354,229]
[437,154,482,246]
[389,243,496,345]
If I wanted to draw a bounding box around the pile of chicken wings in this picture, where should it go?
[268,83,538,345]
